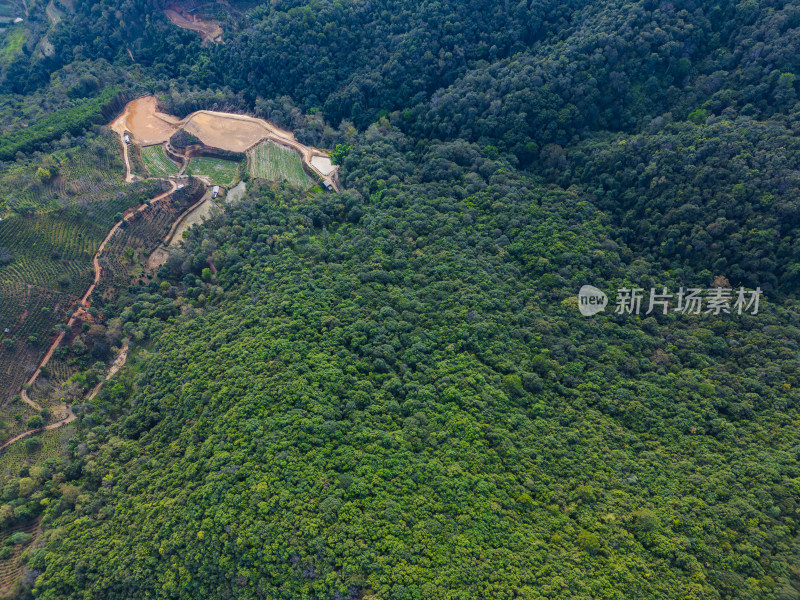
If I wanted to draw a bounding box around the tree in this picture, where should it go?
[27,415,44,430]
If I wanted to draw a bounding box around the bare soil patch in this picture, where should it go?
[183,112,269,152]
[164,6,222,41]
[148,246,169,270]
[311,155,335,176]
[111,97,178,146]
[110,97,341,190]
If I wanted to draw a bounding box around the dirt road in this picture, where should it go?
[0,408,76,453]
[109,111,136,182]
[20,181,178,398]
[86,343,128,402]
[3,344,129,453]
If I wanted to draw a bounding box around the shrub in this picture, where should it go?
[8,532,32,545]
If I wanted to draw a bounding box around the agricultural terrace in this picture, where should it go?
[0,132,166,404]
[0,423,74,480]
[0,517,40,595]
[111,97,340,190]
[247,141,313,188]
[140,144,180,177]
[0,130,138,216]
[187,157,239,186]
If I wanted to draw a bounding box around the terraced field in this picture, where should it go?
[96,179,206,295]
[0,130,144,216]
[186,156,239,186]
[0,517,40,596]
[0,132,167,404]
[0,213,104,296]
[140,144,180,177]
[247,141,313,188]
[0,424,74,479]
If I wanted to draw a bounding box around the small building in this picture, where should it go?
[212,185,220,198]
[123,133,131,145]
[322,180,334,192]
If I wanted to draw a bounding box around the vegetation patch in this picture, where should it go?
[0,24,24,64]
[247,141,312,188]
[0,87,124,161]
[140,145,180,177]
[186,156,239,186]
[168,129,200,150]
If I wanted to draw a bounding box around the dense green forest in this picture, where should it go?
[0,0,799,598]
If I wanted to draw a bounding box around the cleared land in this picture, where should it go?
[140,144,180,177]
[168,194,218,246]
[110,97,340,189]
[164,6,222,41]
[186,157,239,186]
[109,96,177,146]
[247,141,312,188]
[310,155,335,176]
[183,112,268,153]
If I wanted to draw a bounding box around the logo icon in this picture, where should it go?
[578,285,608,316]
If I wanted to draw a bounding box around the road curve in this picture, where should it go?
[19,182,177,401]
[0,408,77,453]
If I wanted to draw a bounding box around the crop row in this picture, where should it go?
[246,141,312,188]
[94,191,201,296]
[0,518,39,593]
[0,130,157,219]
[187,157,240,186]
[0,422,72,479]
[0,281,74,337]
[140,144,180,177]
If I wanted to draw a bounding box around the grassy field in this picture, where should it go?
[186,156,239,186]
[140,144,180,177]
[246,141,312,188]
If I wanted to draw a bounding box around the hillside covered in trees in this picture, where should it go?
[0,0,800,598]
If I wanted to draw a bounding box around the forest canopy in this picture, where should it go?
[0,0,798,599]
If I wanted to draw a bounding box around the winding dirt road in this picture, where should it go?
[8,97,338,451]
[2,345,130,453]
[0,408,76,453]
[20,180,177,398]
[10,180,179,453]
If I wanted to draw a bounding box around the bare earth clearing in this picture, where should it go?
[113,97,341,190]
[110,96,178,147]
[164,6,222,42]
